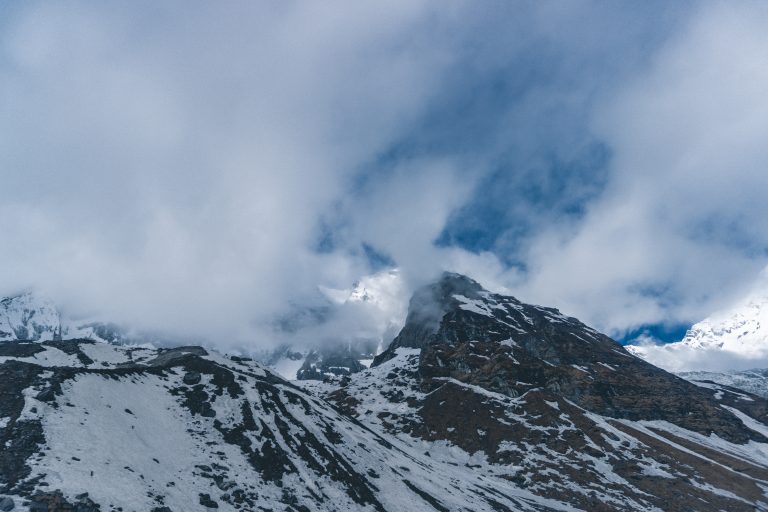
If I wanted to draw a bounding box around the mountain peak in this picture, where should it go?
[681,294,768,355]
[373,272,573,366]
[433,271,484,296]
[323,272,768,510]
[0,290,62,341]
[628,270,768,371]
[5,278,768,510]
[371,272,486,365]
[371,272,762,443]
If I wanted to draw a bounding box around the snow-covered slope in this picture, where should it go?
[679,369,768,398]
[5,273,768,511]
[0,339,571,512]
[318,273,768,511]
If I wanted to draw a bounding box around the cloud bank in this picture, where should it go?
[2,1,768,354]
[508,2,768,337]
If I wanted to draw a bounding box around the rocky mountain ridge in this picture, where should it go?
[2,273,768,510]
[1,338,566,511]
[0,287,383,382]
[323,273,768,511]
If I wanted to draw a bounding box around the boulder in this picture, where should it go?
[183,371,201,385]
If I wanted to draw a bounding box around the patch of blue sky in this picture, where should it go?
[435,142,610,264]
[618,323,691,345]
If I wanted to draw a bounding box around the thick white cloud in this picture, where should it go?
[0,1,458,346]
[2,0,767,358]
[512,2,768,337]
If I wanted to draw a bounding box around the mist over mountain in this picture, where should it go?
[2,2,768,347]
[4,1,768,510]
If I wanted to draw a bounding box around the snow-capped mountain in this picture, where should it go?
[680,293,768,355]
[322,273,768,511]
[265,269,406,380]
[3,273,768,510]
[0,291,180,347]
[0,292,63,342]
[627,271,768,372]
[676,266,768,356]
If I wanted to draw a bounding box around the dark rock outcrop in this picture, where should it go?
[0,496,14,511]
[330,272,768,511]
[297,345,365,381]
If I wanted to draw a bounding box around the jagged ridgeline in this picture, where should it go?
[1,274,768,511]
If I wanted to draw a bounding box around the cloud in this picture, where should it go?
[0,1,458,347]
[2,0,766,360]
[508,2,768,337]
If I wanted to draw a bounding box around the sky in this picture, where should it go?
[2,1,768,354]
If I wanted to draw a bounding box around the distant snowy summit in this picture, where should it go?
[630,276,768,394]
[0,290,143,345]
[268,269,407,380]
[320,268,406,323]
[628,270,768,372]
[678,293,768,355]
[0,291,62,341]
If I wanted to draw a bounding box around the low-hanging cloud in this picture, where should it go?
[2,1,767,356]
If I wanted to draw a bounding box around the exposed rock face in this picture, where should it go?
[326,273,768,511]
[262,341,375,381]
[373,272,484,363]
[296,345,366,380]
[4,273,768,511]
[0,338,566,511]
[376,274,761,442]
